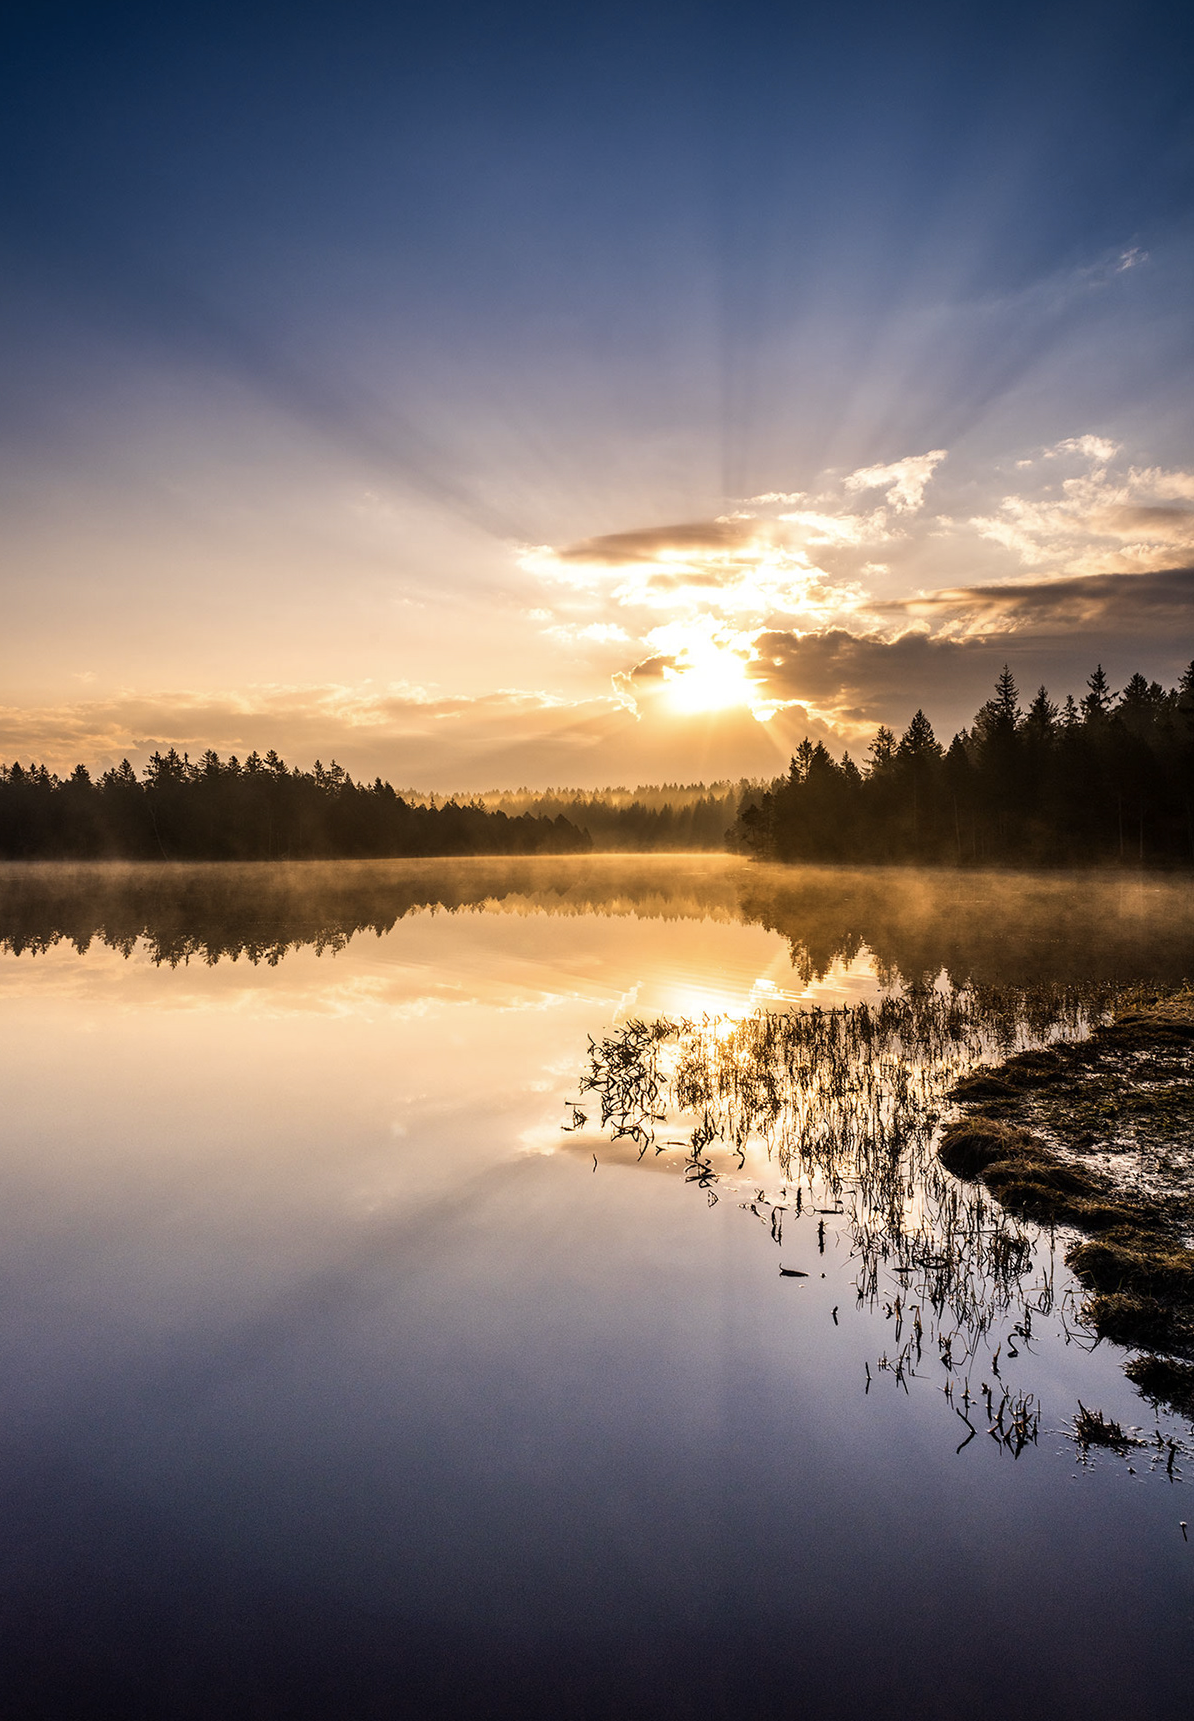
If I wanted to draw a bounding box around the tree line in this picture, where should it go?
[0,749,592,860]
[7,660,1193,865]
[478,782,748,850]
[735,662,1194,867]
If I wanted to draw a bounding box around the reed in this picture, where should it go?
[575,983,1120,1440]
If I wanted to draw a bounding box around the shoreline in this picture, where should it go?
[939,993,1194,1418]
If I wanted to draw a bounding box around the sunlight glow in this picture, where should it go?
[664,640,755,713]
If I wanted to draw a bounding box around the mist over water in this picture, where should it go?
[2,853,1191,983]
[0,855,1192,1718]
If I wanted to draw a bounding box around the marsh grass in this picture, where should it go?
[1070,1403,1143,1453]
[575,984,1120,1443]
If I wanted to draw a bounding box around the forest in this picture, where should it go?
[0,749,592,860]
[4,660,1193,865]
[475,782,745,850]
[735,662,1194,866]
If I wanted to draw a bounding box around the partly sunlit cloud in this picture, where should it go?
[516,434,1194,751]
[621,619,769,719]
[970,437,1194,577]
[516,448,954,734]
[893,569,1194,636]
[1047,434,1120,465]
[842,449,947,512]
[775,508,893,546]
[12,435,1190,787]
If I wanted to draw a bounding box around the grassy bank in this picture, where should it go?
[939,993,1194,1418]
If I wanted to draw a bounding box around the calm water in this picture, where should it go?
[0,856,1191,1719]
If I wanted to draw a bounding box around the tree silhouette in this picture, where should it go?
[0,752,595,861]
[736,661,1194,868]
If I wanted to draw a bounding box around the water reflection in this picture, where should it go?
[571,986,1194,1465]
[1,857,1193,1715]
[1,855,1192,985]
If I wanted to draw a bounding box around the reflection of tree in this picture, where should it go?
[736,867,1194,986]
[2,858,1193,985]
[0,858,748,966]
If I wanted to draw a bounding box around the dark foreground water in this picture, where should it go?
[0,857,1191,1720]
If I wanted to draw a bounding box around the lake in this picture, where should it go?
[0,855,1191,1719]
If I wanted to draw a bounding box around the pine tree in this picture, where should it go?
[993,664,1021,728]
[791,738,815,783]
[1177,662,1194,732]
[896,709,942,760]
[1024,686,1058,744]
[867,726,896,773]
[1082,664,1116,721]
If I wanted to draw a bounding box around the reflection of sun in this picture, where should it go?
[664,642,754,713]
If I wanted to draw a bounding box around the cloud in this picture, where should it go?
[0,684,569,776]
[745,628,996,724]
[893,567,1194,633]
[1049,435,1120,465]
[775,508,893,546]
[1130,467,1194,502]
[551,519,761,566]
[15,432,1191,792]
[515,435,1194,754]
[524,517,874,628]
[538,449,950,604]
[0,679,799,792]
[843,449,947,513]
[970,437,1194,575]
[571,623,632,643]
[741,619,1194,739]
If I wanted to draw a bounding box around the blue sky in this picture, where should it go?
[3,0,1193,785]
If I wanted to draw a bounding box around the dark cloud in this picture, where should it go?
[748,629,996,718]
[744,618,1194,737]
[556,520,759,564]
[894,567,1194,630]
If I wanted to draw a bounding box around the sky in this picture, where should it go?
[2,0,1194,789]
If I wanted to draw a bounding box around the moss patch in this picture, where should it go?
[940,991,1194,1420]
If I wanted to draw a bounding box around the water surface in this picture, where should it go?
[0,857,1191,1719]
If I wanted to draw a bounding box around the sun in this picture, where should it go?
[664,641,754,714]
